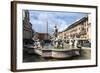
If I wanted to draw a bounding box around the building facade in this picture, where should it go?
[58,16,91,47]
[23,10,34,44]
[33,32,51,41]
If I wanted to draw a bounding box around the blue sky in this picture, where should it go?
[29,10,88,34]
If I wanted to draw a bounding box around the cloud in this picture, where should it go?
[29,10,88,33]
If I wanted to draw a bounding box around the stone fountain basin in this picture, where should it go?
[34,47,80,59]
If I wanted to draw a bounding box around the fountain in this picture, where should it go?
[33,24,81,58]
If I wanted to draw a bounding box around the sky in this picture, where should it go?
[28,10,88,34]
